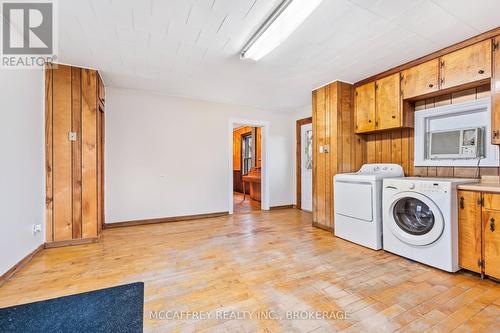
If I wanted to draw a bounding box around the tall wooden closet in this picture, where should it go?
[45,64,105,246]
[312,81,362,231]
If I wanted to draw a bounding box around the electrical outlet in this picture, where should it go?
[32,224,42,235]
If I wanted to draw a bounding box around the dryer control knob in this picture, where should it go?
[408,183,415,189]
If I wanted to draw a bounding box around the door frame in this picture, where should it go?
[296,117,312,210]
[228,118,270,214]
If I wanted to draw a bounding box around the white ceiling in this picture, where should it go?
[58,0,500,111]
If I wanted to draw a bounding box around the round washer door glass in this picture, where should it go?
[393,198,434,235]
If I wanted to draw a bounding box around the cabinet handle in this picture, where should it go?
[491,217,496,232]
[478,69,485,74]
[428,83,434,88]
[368,120,372,123]
[460,196,464,209]
[493,130,499,140]
[392,116,396,119]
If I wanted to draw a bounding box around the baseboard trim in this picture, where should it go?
[44,237,99,249]
[269,205,296,210]
[103,211,230,229]
[312,222,333,232]
[0,244,44,287]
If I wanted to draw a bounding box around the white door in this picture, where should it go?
[301,123,313,211]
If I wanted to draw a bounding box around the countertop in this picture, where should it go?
[457,176,500,193]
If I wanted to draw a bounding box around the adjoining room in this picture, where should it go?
[2,1,500,332]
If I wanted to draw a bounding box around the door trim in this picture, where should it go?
[296,117,312,210]
[228,118,270,214]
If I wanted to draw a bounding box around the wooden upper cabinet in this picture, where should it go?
[458,190,482,273]
[440,40,492,90]
[376,73,401,130]
[483,210,500,279]
[492,36,500,144]
[401,59,439,99]
[355,82,376,133]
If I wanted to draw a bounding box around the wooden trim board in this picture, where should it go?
[103,212,230,229]
[44,237,99,249]
[355,26,500,87]
[296,117,312,210]
[270,205,296,210]
[0,244,44,287]
[312,222,333,232]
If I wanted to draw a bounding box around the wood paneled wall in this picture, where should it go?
[233,126,252,171]
[313,81,361,230]
[232,126,261,170]
[45,64,104,244]
[362,85,495,178]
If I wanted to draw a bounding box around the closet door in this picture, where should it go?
[52,65,73,241]
[46,64,101,244]
[82,69,98,239]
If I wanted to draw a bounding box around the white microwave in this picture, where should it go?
[427,127,484,159]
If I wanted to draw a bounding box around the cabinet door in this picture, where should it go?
[458,191,482,273]
[492,36,500,144]
[355,82,376,133]
[483,210,500,279]
[376,73,401,130]
[440,40,492,90]
[401,59,439,99]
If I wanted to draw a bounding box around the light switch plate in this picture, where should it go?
[68,132,77,141]
[319,145,330,153]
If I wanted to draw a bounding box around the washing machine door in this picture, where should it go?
[387,192,444,246]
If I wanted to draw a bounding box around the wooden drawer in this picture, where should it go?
[483,193,500,211]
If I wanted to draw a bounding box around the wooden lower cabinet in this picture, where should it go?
[458,190,500,279]
[483,210,500,279]
[458,190,482,273]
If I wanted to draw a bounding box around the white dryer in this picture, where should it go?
[334,164,404,250]
[383,177,475,272]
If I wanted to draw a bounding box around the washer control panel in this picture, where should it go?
[415,182,449,193]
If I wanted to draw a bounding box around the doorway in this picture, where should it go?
[296,117,312,211]
[228,119,270,214]
[232,126,261,213]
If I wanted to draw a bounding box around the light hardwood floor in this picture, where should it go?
[233,191,261,213]
[1,209,500,332]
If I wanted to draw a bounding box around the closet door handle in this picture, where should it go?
[491,217,496,232]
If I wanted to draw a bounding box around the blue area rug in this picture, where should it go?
[0,282,144,333]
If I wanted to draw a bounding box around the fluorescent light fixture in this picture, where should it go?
[241,0,323,61]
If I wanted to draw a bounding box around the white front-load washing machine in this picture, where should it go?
[382,177,475,272]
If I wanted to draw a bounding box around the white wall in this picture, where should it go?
[105,88,296,223]
[0,69,45,275]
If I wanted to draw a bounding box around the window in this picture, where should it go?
[305,130,312,169]
[242,134,252,175]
